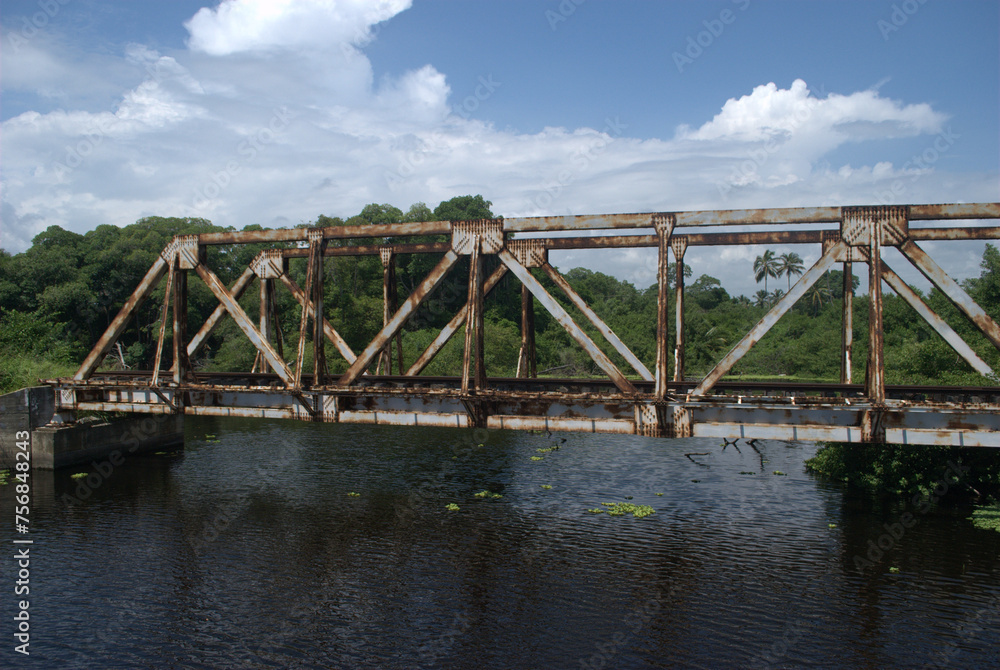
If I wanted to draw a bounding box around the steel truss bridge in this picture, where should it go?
[48,203,1000,447]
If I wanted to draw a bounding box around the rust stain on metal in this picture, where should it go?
[62,201,999,446]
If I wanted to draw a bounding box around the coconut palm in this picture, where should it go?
[753,249,781,292]
[754,289,771,308]
[807,284,833,315]
[778,252,804,289]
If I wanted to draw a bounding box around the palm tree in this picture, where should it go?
[778,252,804,289]
[807,285,833,315]
[754,249,781,292]
[754,289,771,308]
[770,288,785,305]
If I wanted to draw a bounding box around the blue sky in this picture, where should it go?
[2,0,998,294]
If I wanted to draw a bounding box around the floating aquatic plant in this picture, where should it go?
[71,473,87,480]
[445,503,460,511]
[828,523,838,529]
[889,567,900,574]
[970,503,1000,533]
[540,484,552,490]
[347,492,361,497]
[773,471,787,476]
[655,492,663,496]
[474,490,489,498]
[530,456,544,461]
[587,508,604,514]
[596,502,656,519]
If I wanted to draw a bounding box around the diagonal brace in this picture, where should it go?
[339,250,461,385]
[193,263,295,386]
[693,240,845,396]
[541,262,653,382]
[879,261,993,376]
[498,249,636,394]
[75,256,169,380]
[900,240,1000,350]
[278,273,357,365]
[407,265,508,376]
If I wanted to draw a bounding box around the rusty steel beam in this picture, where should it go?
[673,237,688,383]
[910,226,1000,241]
[246,225,1000,259]
[841,261,853,385]
[407,265,508,377]
[542,262,654,382]
[339,250,461,386]
[900,240,1000,350]
[498,249,637,394]
[908,203,1000,220]
[516,282,537,378]
[693,240,845,396]
[193,263,295,386]
[867,219,886,405]
[461,240,485,393]
[75,255,168,380]
[293,237,317,388]
[259,277,273,374]
[172,266,192,386]
[278,273,356,365]
[150,256,176,386]
[654,220,673,399]
[311,238,327,386]
[880,262,993,376]
[193,204,999,248]
[184,267,256,363]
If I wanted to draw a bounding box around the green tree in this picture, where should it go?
[777,251,804,289]
[433,194,494,221]
[753,249,780,292]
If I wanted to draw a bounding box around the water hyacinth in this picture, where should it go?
[595,502,656,519]
[445,503,460,511]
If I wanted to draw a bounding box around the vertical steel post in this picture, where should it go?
[654,214,675,400]
[172,267,189,385]
[151,255,176,386]
[294,236,317,388]
[378,248,401,375]
[866,219,885,404]
[672,237,687,383]
[259,277,272,374]
[517,283,537,378]
[841,260,853,384]
[312,238,327,386]
[462,239,484,392]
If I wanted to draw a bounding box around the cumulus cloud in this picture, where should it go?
[185,0,412,55]
[1,2,995,294]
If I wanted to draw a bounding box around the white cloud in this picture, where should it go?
[184,0,412,55]
[1,3,996,296]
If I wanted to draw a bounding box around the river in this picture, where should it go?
[5,417,999,668]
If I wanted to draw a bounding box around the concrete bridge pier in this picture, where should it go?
[1,387,183,470]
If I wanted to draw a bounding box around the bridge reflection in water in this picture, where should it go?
[48,203,1000,446]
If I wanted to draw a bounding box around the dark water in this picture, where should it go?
[4,417,999,669]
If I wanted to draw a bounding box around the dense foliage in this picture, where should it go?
[1,198,998,394]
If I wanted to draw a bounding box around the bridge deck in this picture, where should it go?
[50,372,1000,447]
